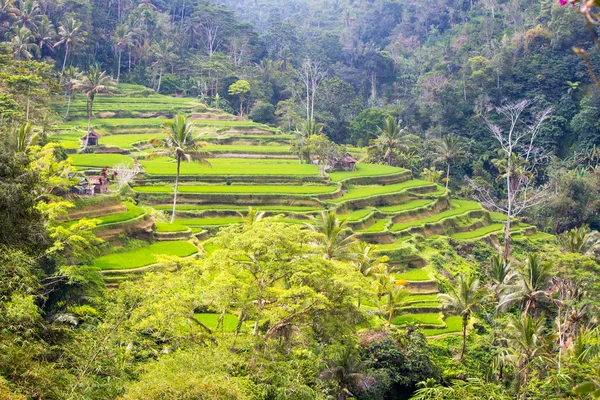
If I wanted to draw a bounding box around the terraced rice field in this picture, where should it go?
[133,184,336,195]
[93,241,198,270]
[59,84,523,342]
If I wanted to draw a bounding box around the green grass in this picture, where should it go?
[405,294,440,304]
[134,184,336,195]
[358,219,389,232]
[333,180,433,202]
[142,157,321,176]
[93,241,198,270]
[392,312,444,326]
[193,313,240,333]
[390,200,482,232]
[490,212,508,221]
[422,316,463,336]
[97,203,145,225]
[204,145,292,154]
[155,222,189,232]
[451,223,504,240]
[377,200,434,213]
[152,204,321,212]
[339,209,373,221]
[396,267,433,281]
[328,164,407,182]
[69,154,133,168]
[176,217,244,226]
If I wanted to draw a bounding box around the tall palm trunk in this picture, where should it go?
[61,44,70,77]
[64,93,72,120]
[116,51,122,83]
[157,67,163,93]
[83,97,92,149]
[445,162,450,189]
[170,157,181,223]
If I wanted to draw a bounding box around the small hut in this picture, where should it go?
[81,131,101,147]
[343,153,358,171]
[87,176,109,194]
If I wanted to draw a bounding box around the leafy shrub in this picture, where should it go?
[249,102,276,124]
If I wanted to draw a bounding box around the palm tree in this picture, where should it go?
[319,346,373,400]
[238,206,265,226]
[16,0,40,33]
[35,16,55,56]
[386,284,409,325]
[148,114,212,223]
[504,313,551,400]
[498,253,551,316]
[438,274,485,360]
[150,40,173,93]
[306,212,356,260]
[488,253,516,301]
[350,241,388,307]
[54,17,84,77]
[370,116,414,166]
[292,120,324,163]
[559,225,600,256]
[431,133,467,189]
[61,66,80,120]
[14,122,37,152]
[73,65,117,148]
[11,26,38,60]
[112,24,132,83]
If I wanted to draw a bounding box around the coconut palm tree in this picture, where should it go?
[73,65,117,148]
[488,253,516,301]
[238,206,265,226]
[319,346,373,400]
[150,39,173,93]
[61,66,80,120]
[54,16,84,77]
[306,211,356,260]
[16,0,40,33]
[10,26,38,60]
[431,133,467,189]
[35,16,55,56]
[386,284,409,325]
[438,274,485,360]
[112,24,132,83]
[350,241,388,307]
[559,225,600,256]
[370,116,415,166]
[504,313,551,400]
[148,114,212,223]
[292,119,324,164]
[498,253,551,315]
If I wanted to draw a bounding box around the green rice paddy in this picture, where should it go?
[93,241,198,270]
[133,184,336,195]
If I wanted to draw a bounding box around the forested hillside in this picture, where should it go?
[2,0,600,399]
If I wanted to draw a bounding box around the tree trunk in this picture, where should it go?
[170,157,181,223]
[503,176,513,262]
[64,94,71,120]
[460,314,468,360]
[157,67,163,93]
[83,98,92,150]
[116,51,122,83]
[61,45,69,77]
[128,49,132,76]
[446,162,450,189]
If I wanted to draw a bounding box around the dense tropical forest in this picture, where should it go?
[2,0,600,398]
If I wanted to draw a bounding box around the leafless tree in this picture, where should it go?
[199,18,221,57]
[112,162,140,190]
[468,100,552,261]
[296,59,327,122]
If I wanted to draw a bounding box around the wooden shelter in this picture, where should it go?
[81,131,101,147]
